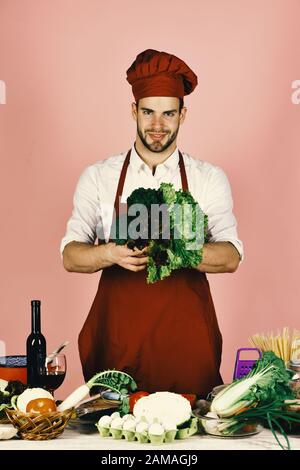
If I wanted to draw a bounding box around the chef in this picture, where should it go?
[60,49,244,397]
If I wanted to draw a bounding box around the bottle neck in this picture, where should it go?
[31,300,41,334]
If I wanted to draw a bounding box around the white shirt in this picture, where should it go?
[60,144,244,262]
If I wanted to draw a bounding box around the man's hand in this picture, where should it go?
[62,240,148,274]
[105,243,148,272]
[195,242,241,274]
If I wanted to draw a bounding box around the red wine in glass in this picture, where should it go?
[39,354,66,395]
[41,371,65,390]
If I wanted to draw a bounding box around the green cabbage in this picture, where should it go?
[113,183,209,283]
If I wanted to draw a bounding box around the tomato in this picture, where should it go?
[181,394,197,407]
[241,424,256,433]
[26,398,57,413]
[128,391,149,412]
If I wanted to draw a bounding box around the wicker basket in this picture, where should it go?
[0,416,10,424]
[5,407,74,440]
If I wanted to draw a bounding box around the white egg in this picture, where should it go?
[136,421,149,433]
[122,414,135,422]
[17,388,54,412]
[160,418,177,431]
[110,417,123,429]
[123,419,136,431]
[98,415,112,427]
[148,423,165,436]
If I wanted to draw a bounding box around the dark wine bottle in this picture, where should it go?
[26,300,46,387]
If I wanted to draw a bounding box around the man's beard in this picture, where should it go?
[137,122,179,153]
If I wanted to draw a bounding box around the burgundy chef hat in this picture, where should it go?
[126,49,198,101]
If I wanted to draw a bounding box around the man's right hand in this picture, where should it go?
[62,240,148,274]
[105,242,148,272]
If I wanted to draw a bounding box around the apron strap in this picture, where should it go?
[178,150,188,192]
[113,149,132,219]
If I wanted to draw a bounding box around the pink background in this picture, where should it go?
[0,0,299,398]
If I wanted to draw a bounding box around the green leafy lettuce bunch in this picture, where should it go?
[112,183,208,283]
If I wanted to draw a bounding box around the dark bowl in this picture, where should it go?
[75,395,121,424]
[0,355,27,384]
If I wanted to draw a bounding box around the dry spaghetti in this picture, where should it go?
[249,327,300,365]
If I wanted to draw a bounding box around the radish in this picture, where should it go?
[57,369,137,411]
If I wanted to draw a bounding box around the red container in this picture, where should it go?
[0,355,27,384]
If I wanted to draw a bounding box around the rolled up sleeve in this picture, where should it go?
[60,166,100,257]
[204,167,244,263]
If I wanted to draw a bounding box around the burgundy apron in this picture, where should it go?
[78,149,223,397]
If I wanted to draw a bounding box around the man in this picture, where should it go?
[61,49,243,397]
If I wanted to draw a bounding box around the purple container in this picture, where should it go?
[233,348,262,380]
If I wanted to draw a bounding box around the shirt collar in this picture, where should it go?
[130,143,180,172]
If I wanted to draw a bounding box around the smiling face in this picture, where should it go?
[132,97,187,153]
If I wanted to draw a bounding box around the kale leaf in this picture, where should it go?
[0,380,27,418]
[112,183,209,283]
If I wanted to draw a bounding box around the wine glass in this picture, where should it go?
[42,354,66,396]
